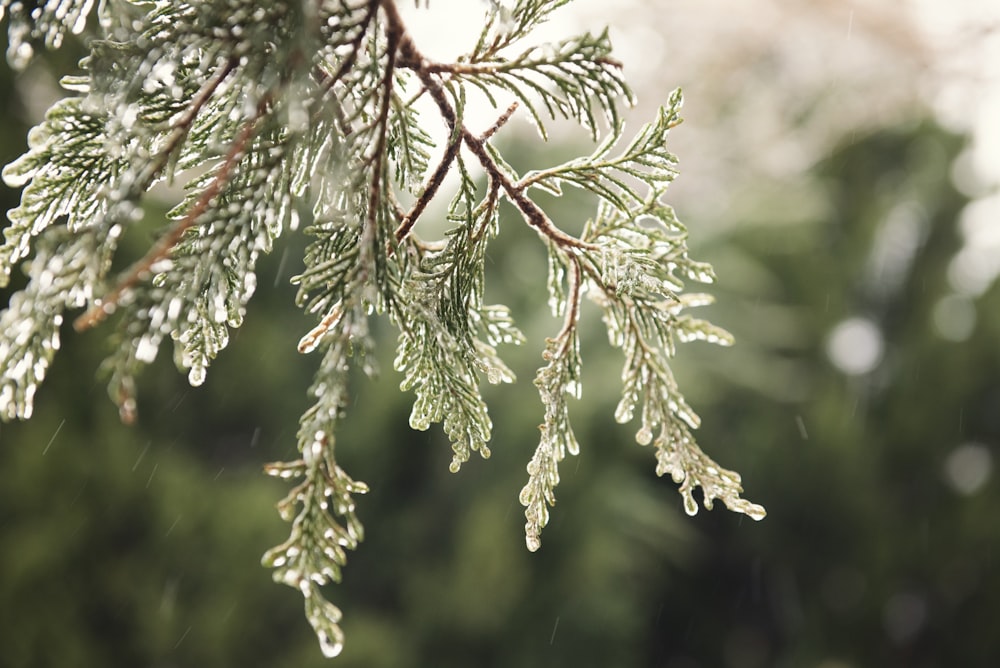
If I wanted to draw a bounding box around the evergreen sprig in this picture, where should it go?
[471,0,573,59]
[1,0,764,656]
[395,157,525,471]
[449,28,629,140]
[519,258,582,552]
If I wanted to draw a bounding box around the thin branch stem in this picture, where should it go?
[556,256,582,350]
[393,132,461,242]
[360,0,401,264]
[464,127,596,250]
[479,101,519,142]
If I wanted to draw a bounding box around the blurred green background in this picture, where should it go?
[2,3,1000,667]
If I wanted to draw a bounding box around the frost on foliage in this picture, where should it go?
[394,159,524,472]
[1,95,118,288]
[262,340,368,660]
[1,0,764,657]
[518,89,763,551]
[519,287,581,552]
[0,226,104,419]
[0,0,102,68]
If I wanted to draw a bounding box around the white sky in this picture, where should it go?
[401,0,1000,296]
[910,0,1000,297]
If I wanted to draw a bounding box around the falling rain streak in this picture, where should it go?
[795,416,808,440]
[42,418,65,455]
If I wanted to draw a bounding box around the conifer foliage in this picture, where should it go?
[0,0,764,656]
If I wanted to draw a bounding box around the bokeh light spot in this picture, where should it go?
[932,294,976,341]
[826,317,884,375]
[943,442,993,495]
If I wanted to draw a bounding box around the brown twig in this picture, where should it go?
[556,256,582,350]
[359,1,402,265]
[393,132,461,242]
[462,126,597,251]
[479,101,519,142]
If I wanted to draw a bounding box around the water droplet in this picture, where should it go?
[563,380,583,399]
[135,335,159,363]
[318,635,343,658]
[518,485,534,506]
[21,386,36,419]
[188,365,206,387]
[682,491,699,516]
[120,104,138,130]
[304,436,323,465]
[614,401,633,423]
[12,42,34,69]
[671,399,701,429]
